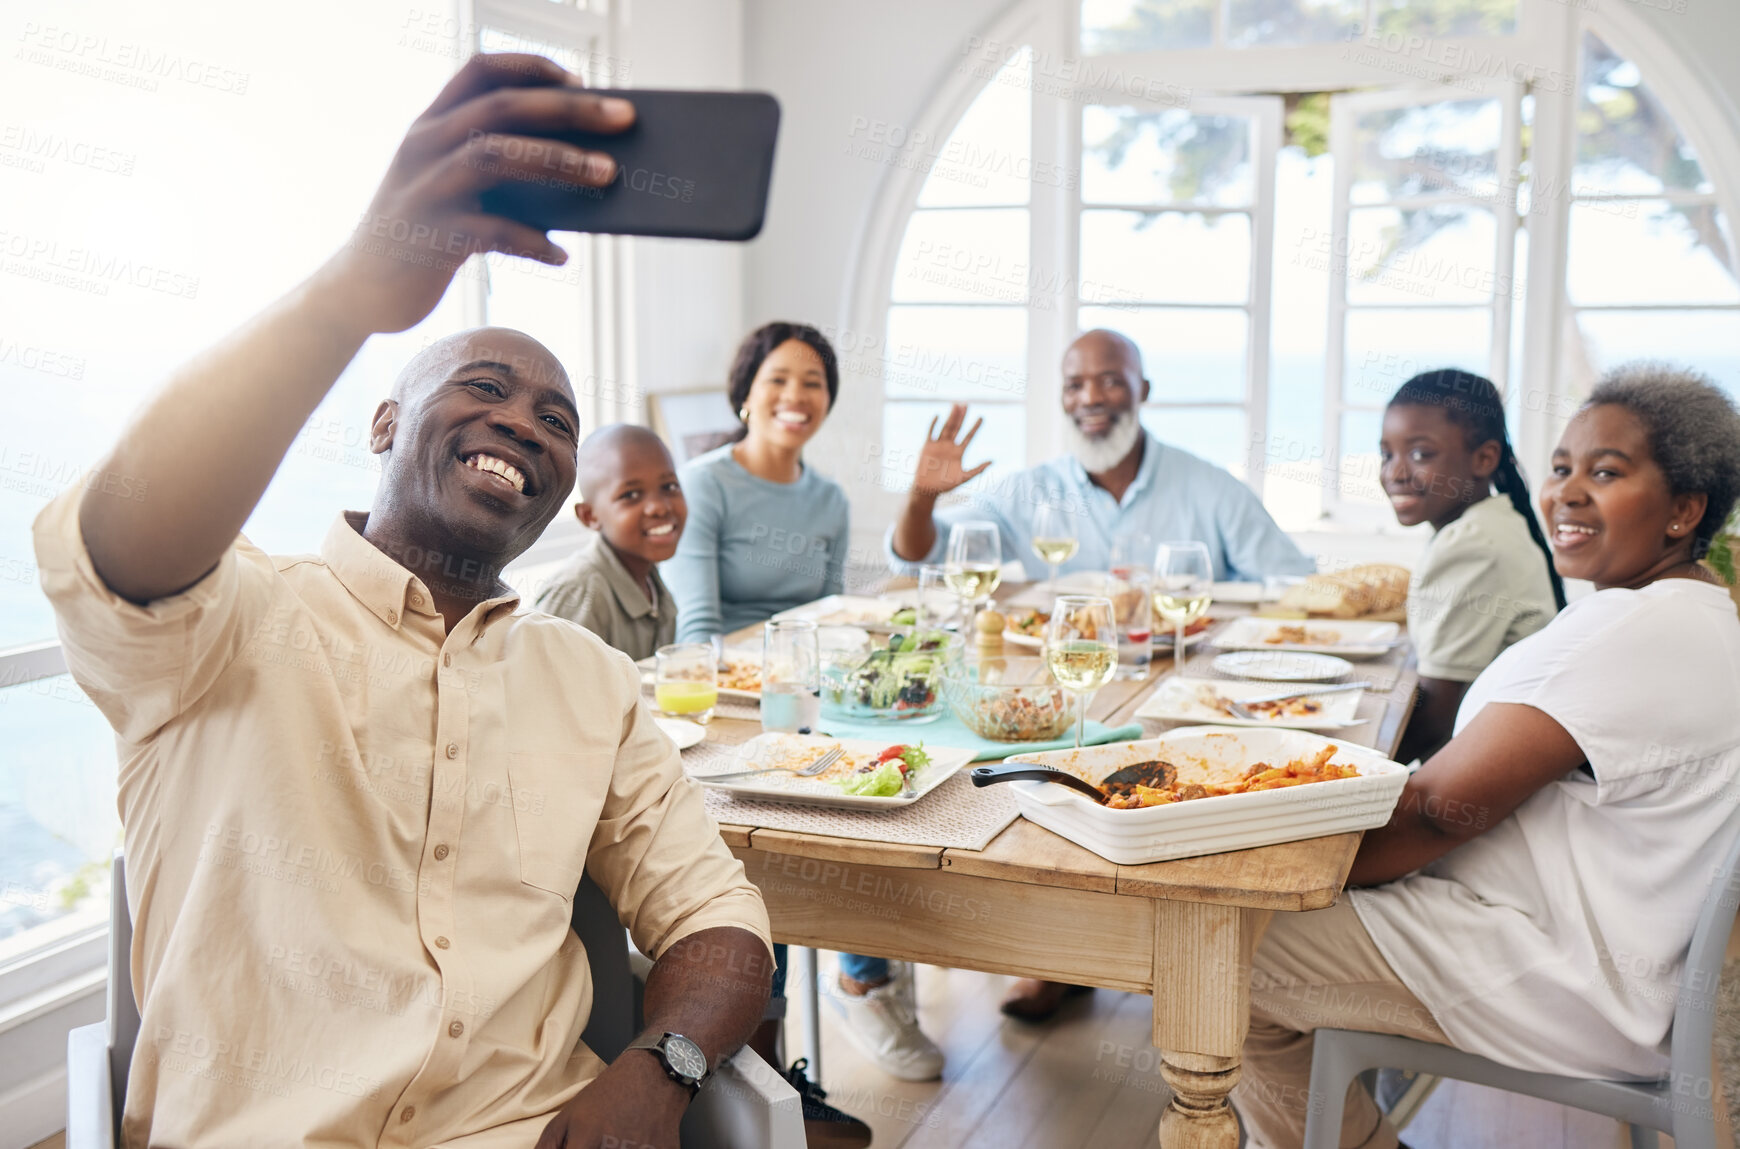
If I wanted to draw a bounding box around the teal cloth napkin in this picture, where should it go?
[810,710,1145,762]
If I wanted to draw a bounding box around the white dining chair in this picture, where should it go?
[1303,831,1740,1149]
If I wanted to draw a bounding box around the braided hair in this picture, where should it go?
[1389,369,1567,610]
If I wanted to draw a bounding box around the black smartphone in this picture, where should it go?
[478,89,780,242]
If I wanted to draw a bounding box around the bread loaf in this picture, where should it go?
[1278,563,1410,618]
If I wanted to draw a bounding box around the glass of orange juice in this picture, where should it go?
[654,642,718,725]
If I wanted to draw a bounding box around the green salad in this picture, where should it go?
[839,743,931,797]
[828,631,950,714]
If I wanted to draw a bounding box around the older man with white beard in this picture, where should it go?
[888,328,1312,585]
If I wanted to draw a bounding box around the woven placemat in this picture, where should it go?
[681,740,1019,851]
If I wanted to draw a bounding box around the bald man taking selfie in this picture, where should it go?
[35,55,770,1149]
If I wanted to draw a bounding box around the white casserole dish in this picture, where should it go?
[1003,726,1408,865]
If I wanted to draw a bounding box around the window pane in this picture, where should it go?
[1081,211,1251,304]
[915,47,1031,208]
[1226,0,1362,48]
[1345,206,1499,306]
[1351,99,1503,204]
[1080,306,1248,402]
[478,26,589,76]
[879,401,1027,497]
[1081,0,1214,54]
[1566,202,1739,307]
[1339,409,1388,507]
[1575,32,1713,196]
[1083,107,1254,207]
[890,209,1030,304]
[1573,310,1740,398]
[1139,407,1248,478]
[1370,0,1517,38]
[0,675,117,950]
[882,307,1030,401]
[1343,308,1492,404]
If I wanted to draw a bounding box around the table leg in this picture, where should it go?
[1151,902,1265,1149]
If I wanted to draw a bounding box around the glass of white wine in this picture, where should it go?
[1030,501,1079,590]
[1044,594,1118,749]
[1153,540,1214,674]
[945,520,1003,634]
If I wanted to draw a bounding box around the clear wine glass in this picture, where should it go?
[1153,541,1214,675]
[1043,594,1118,749]
[1030,501,1079,591]
[944,521,1002,635]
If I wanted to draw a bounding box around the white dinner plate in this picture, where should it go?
[689,733,974,810]
[1135,676,1366,730]
[1212,616,1400,659]
[652,717,707,750]
[772,594,904,631]
[1211,650,1355,681]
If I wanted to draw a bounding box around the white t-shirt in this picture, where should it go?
[1352,578,1740,1079]
[1407,494,1558,682]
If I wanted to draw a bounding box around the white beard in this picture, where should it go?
[1063,409,1143,475]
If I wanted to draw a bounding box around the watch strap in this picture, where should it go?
[625,1032,708,1095]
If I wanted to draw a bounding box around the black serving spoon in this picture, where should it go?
[970,759,1177,804]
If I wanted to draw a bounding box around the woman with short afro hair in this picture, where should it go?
[1233,363,1740,1149]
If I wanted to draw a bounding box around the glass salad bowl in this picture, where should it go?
[819,631,963,723]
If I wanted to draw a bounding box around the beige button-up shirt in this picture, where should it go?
[34,490,770,1149]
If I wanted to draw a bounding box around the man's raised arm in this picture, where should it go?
[79,54,633,604]
[890,401,991,562]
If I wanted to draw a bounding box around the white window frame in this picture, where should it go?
[1068,92,1282,489]
[1320,77,1524,522]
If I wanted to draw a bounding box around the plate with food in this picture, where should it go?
[1002,606,1050,649]
[1212,617,1400,659]
[993,727,1408,863]
[1150,614,1215,648]
[689,733,974,809]
[1210,650,1354,681]
[1134,677,1365,730]
[772,594,909,632]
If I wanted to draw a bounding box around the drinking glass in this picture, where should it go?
[1030,501,1079,590]
[944,521,1002,635]
[654,643,718,725]
[1110,530,1154,581]
[916,563,958,632]
[1153,541,1214,674]
[761,619,821,734]
[1105,566,1153,681]
[1043,594,1118,749]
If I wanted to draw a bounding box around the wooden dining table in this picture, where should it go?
[703,594,1419,1149]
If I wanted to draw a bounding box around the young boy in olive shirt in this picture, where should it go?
[534,425,686,660]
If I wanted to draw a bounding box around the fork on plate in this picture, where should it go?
[699,745,844,784]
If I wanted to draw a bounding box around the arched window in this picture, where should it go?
[858,0,1739,532]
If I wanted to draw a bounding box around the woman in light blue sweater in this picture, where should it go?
[664,323,945,1104]
[664,321,850,642]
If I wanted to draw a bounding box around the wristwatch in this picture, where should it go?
[624,1031,710,1096]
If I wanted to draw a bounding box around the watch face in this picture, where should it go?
[663,1034,707,1081]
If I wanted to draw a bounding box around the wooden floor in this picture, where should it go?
[785,956,1656,1149]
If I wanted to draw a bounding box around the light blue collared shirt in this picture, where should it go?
[885,432,1314,582]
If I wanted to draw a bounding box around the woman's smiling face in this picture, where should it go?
[1540,403,1708,590]
[742,338,831,449]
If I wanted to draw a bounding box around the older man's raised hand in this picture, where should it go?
[890,402,994,561]
[323,52,634,335]
[912,403,991,497]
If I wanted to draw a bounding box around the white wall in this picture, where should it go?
[623,0,747,400]
[742,0,1016,583]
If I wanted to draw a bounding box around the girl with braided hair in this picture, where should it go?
[1379,368,1563,761]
